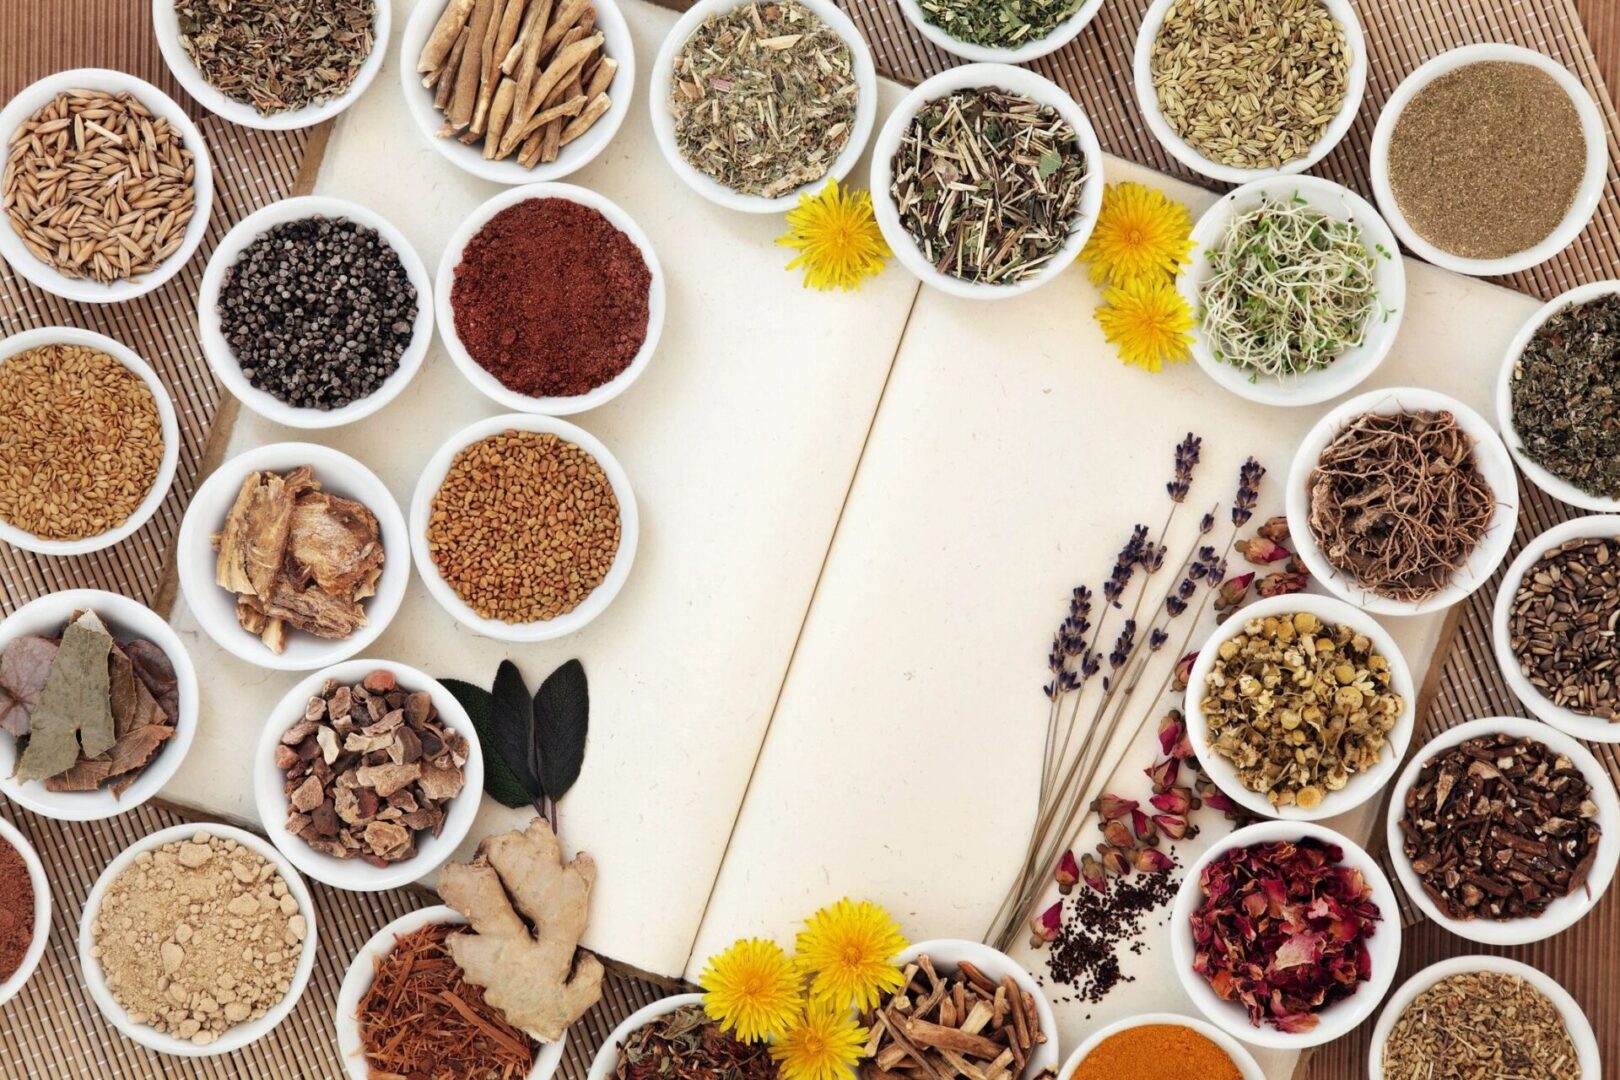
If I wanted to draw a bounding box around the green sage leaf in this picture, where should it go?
[533,659,589,802]
[491,661,544,801]
[440,677,536,809]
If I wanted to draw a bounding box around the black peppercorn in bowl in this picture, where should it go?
[1384,716,1620,946]
[197,196,434,429]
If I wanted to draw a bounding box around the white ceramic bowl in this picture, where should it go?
[0,68,214,303]
[1370,44,1607,277]
[585,992,702,1080]
[0,589,199,821]
[895,939,1059,1078]
[1184,594,1416,821]
[0,327,181,556]
[400,0,634,184]
[1494,281,1620,512]
[78,822,319,1057]
[650,0,877,213]
[337,904,569,1080]
[1170,821,1402,1050]
[197,196,435,429]
[410,414,639,642]
[254,660,486,892]
[1056,1013,1263,1080]
[176,442,410,671]
[893,0,1104,65]
[1285,386,1520,617]
[871,63,1105,300]
[1183,176,1405,407]
[1385,716,1620,944]
[1367,955,1602,1080]
[435,183,664,414]
[152,0,389,130]
[1133,0,1368,185]
[1492,517,1620,742]
[0,816,51,1008]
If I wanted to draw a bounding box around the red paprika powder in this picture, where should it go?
[0,834,34,983]
[450,198,652,399]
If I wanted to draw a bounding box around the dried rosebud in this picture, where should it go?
[1056,850,1079,894]
[1157,711,1185,757]
[1029,901,1062,947]
[1170,729,1196,761]
[1154,814,1199,841]
[1080,852,1108,894]
[1102,819,1134,849]
[1216,572,1255,610]
[1145,757,1180,791]
[1091,793,1139,821]
[1236,537,1291,565]
[1131,808,1158,846]
[1256,570,1310,598]
[1151,787,1192,816]
[1173,651,1197,692]
[1101,847,1133,877]
[1202,789,1240,814]
[1134,848,1174,873]
[1258,516,1290,544]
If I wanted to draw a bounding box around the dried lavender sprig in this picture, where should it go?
[1166,433,1203,503]
[1103,526,1149,607]
[1232,457,1266,527]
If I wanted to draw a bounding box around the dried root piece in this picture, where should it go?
[861,955,1046,1080]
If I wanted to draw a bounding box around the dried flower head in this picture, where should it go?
[795,899,907,1011]
[1081,182,1194,287]
[1096,278,1194,372]
[778,180,890,292]
[701,938,803,1042]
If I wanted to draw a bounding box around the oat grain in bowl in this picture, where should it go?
[670,0,857,198]
[452,198,651,399]
[890,86,1089,285]
[1508,536,1620,722]
[427,430,621,623]
[3,90,196,283]
[176,0,376,116]
[1150,0,1349,172]
[0,344,165,542]
[1381,972,1578,1080]
[89,831,307,1047]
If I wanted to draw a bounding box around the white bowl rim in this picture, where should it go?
[0,327,181,556]
[895,938,1059,1076]
[1491,517,1620,743]
[1493,280,1620,512]
[890,0,1107,65]
[1184,592,1417,822]
[334,903,569,1080]
[869,62,1106,300]
[409,413,640,642]
[1132,0,1369,185]
[150,0,391,130]
[0,68,215,303]
[399,0,636,185]
[0,815,52,1008]
[253,659,486,892]
[1168,820,1403,1049]
[1368,43,1608,277]
[175,441,411,671]
[0,588,200,821]
[1183,175,1407,408]
[648,0,878,213]
[77,821,319,1057]
[197,195,436,429]
[1366,955,1602,1080]
[585,992,705,1080]
[1056,1012,1264,1080]
[433,182,665,415]
[1285,385,1521,617]
[1383,715,1620,943]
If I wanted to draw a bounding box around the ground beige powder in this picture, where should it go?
[90,831,308,1047]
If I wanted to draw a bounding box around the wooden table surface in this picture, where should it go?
[1581,0,1620,96]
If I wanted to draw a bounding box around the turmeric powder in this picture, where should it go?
[1069,1023,1241,1080]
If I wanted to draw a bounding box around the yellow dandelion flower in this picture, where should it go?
[700,938,803,1042]
[1095,278,1195,373]
[770,999,869,1080]
[778,179,890,292]
[796,899,908,1010]
[1081,182,1194,287]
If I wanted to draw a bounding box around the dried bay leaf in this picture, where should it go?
[14,611,115,783]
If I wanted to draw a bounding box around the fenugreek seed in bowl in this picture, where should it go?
[410,414,639,642]
[1184,594,1415,821]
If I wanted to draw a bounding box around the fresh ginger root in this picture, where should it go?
[439,816,605,1041]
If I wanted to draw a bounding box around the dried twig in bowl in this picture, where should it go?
[861,956,1048,1080]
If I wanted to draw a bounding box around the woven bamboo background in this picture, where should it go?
[3,0,1620,1077]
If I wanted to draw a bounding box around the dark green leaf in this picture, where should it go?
[490,661,544,801]
[1037,151,1061,179]
[440,678,536,809]
[533,659,589,802]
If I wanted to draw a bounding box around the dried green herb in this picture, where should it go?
[917,0,1085,50]
[1381,972,1579,1080]
[13,611,114,783]
[1511,293,1620,499]
[612,1004,776,1080]
[176,0,376,116]
[890,87,1089,285]
[669,0,858,198]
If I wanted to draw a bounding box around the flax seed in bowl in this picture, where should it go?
[0,327,180,557]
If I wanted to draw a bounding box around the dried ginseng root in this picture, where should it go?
[3,90,197,283]
[861,955,1047,1080]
